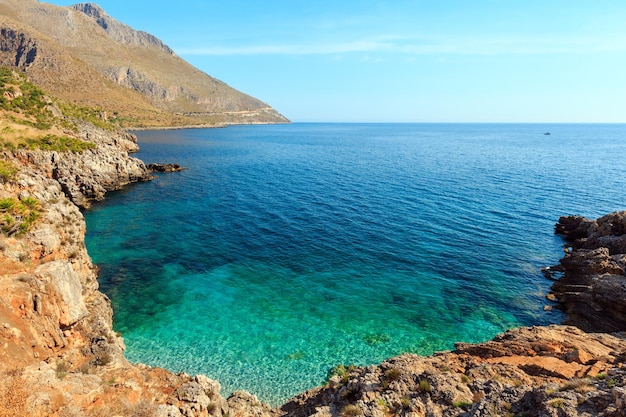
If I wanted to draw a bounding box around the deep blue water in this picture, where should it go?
[84,123,626,405]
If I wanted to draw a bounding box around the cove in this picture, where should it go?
[84,123,626,405]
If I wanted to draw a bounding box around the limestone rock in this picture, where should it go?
[553,212,626,331]
[148,162,187,173]
[34,260,88,328]
[228,391,274,417]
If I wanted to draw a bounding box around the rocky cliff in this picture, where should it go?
[550,212,626,333]
[0,0,289,127]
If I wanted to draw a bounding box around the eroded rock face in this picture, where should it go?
[12,123,152,209]
[553,212,626,332]
[34,260,88,328]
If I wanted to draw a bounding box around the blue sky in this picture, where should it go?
[47,1,626,123]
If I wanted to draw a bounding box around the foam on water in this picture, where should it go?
[84,123,626,405]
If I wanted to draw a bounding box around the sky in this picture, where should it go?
[46,1,626,123]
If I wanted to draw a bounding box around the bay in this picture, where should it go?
[84,123,626,405]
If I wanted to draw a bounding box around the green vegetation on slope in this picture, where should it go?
[0,67,97,152]
[0,195,41,236]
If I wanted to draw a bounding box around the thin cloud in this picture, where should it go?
[177,34,626,56]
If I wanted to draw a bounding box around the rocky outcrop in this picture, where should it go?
[11,123,152,209]
[551,212,626,332]
[0,27,38,67]
[71,3,175,54]
[282,326,626,417]
[148,162,187,173]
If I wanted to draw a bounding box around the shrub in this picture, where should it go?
[56,360,68,379]
[0,196,42,235]
[453,400,473,409]
[56,101,116,131]
[400,396,411,409]
[547,398,566,408]
[418,378,432,393]
[0,160,17,183]
[560,378,593,393]
[384,367,402,382]
[342,404,362,417]
[23,134,95,153]
[0,198,16,211]
[326,364,355,385]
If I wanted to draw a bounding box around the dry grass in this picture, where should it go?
[560,378,595,393]
[0,118,43,143]
[87,399,158,417]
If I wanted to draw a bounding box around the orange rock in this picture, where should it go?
[531,342,562,354]
[486,356,581,379]
[565,348,593,365]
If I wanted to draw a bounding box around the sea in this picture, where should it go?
[83,123,626,405]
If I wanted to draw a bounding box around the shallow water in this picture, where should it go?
[84,123,626,405]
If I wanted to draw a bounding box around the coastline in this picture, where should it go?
[1,124,626,415]
[128,120,292,131]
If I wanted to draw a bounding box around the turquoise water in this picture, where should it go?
[84,123,626,405]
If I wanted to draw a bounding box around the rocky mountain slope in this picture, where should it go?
[0,0,288,128]
[1,72,625,417]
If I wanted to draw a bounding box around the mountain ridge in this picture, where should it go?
[0,0,288,127]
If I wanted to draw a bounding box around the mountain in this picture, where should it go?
[0,0,289,127]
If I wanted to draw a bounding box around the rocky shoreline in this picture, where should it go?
[549,212,626,333]
[1,124,625,416]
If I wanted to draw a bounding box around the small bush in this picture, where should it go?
[400,396,411,409]
[326,364,355,385]
[560,378,593,393]
[23,134,95,153]
[418,378,432,393]
[342,404,362,417]
[0,160,17,183]
[56,360,68,380]
[547,398,566,408]
[0,196,42,235]
[453,400,473,409]
[384,367,402,382]
[20,196,38,209]
[0,198,16,211]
